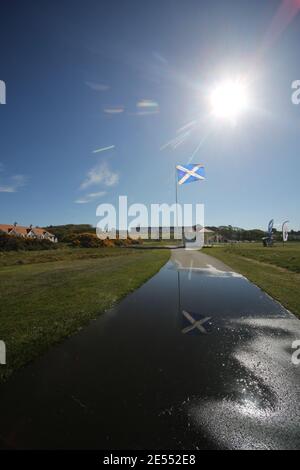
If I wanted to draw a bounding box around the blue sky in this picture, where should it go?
[0,0,299,230]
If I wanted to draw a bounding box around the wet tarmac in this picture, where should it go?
[0,249,299,450]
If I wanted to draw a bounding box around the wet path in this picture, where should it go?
[0,249,299,450]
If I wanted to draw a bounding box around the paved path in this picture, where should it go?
[0,249,299,450]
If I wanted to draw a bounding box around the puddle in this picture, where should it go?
[0,250,299,449]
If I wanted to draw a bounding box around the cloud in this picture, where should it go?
[85,81,110,92]
[75,191,107,204]
[128,99,159,116]
[137,99,159,109]
[80,162,119,190]
[92,145,115,154]
[0,186,15,193]
[0,174,28,193]
[103,106,124,115]
[88,191,107,198]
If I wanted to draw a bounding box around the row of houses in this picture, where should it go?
[0,224,57,243]
[111,226,217,243]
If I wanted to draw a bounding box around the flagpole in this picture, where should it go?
[177,270,182,318]
[175,167,182,319]
[175,167,180,245]
[175,170,178,225]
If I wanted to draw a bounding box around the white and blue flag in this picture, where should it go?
[176,164,205,186]
[268,219,274,237]
[282,220,289,242]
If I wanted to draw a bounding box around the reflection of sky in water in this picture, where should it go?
[186,397,273,449]
[237,397,268,419]
[157,262,300,450]
[172,260,244,278]
[0,248,299,449]
[182,316,300,449]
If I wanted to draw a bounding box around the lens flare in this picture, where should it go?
[210,79,249,122]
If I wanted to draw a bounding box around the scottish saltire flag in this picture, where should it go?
[176,164,205,185]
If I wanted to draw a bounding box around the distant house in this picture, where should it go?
[0,224,57,243]
[129,226,215,243]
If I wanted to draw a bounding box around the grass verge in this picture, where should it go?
[0,248,169,382]
[0,246,144,267]
[203,244,300,319]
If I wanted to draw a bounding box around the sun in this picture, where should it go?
[210,79,249,123]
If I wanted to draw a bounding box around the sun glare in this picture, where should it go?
[210,79,249,123]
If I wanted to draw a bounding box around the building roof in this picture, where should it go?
[31,227,53,236]
[130,226,215,233]
[0,224,55,237]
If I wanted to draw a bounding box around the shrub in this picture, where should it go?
[0,233,56,252]
[69,233,143,248]
[45,224,95,242]
[70,233,103,248]
[101,239,115,248]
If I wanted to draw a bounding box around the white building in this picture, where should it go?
[0,224,57,243]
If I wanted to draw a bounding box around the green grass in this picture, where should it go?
[209,243,300,273]
[203,243,300,318]
[0,246,143,267]
[0,247,169,382]
[143,239,182,246]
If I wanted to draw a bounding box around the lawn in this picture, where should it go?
[0,246,144,267]
[0,247,170,382]
[203,243,300,318]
